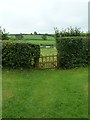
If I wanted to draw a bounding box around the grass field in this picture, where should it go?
[2,68,88,118]
[23,35,43,40]
[15,39,55,45]
[40,48,57,55]
[2,34,55,45]
[23,35,55,41]
[1,39,55,45]
[8,34,55,41]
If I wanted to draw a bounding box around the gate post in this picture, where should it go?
[57,53,59,69]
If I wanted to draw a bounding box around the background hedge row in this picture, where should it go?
[2,42,40,69]
[56,37,89,69]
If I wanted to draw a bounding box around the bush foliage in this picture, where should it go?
[55,29,89,69]
[41,34,47,40]
[0,27,9,40]
[15,34,23,40]
[54,26,88,37]
[2,42,40,69]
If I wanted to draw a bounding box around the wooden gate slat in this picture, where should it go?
[39,55,57,69]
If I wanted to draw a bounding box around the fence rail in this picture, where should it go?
[39,55,57,69]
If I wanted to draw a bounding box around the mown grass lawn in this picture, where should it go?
[2,68,88,118]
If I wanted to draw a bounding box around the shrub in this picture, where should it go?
[2,33,9,40]
[55,35,89,69]
[55,26,87,37]
[41,34,47,40]
[0,27,9,40]
[2,42,40,69]
[15,34,23,40]
[34,31,37,35]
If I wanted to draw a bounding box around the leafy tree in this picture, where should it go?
[34,31,37,35]
[15,33,23,40]
[59,26,81,37]
[41,34,47,40]
[2,33,9,40]
[0,26,9,40]
[0,26,2,40]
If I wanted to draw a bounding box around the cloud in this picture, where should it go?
[0,0,88,33]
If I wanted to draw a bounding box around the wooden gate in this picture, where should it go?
[39,55,57,69]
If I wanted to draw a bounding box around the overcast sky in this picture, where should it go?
[0,0,89,34]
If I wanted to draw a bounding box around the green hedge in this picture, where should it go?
[56,37,89,69]
[2,42,40,69]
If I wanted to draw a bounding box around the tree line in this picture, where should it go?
[0,26,88,40]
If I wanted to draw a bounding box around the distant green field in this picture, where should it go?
[23,35,41,40]
[41,48,57,56]
[8,34,55,41]
[16,39,55,45]
[23,35,55,40]
[1,39,55,45]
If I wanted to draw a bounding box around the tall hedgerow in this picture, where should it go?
[2,42,40,69]
[54,28,89,69]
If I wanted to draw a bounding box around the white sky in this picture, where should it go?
[0,0,89,34]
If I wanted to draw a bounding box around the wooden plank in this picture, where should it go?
[39,61,57,64]
[39,54,57,69]
[40,55,57,58]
